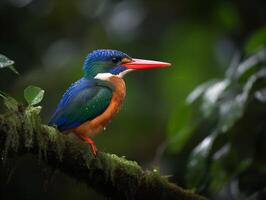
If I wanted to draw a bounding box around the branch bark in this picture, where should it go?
[0,104,206,200]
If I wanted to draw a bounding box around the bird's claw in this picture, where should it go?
[90,143,97,156]
[78,134,98,156]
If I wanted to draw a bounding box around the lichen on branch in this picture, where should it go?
[0,98,206,200]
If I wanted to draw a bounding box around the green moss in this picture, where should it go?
[145,169,167,187]
[0,101,68,162]
[0,96,206,200]
[102,153,143,198]
[4,113,21,155]
[1,99,24,158]
[42,125,66,161]
[22,106,68,161]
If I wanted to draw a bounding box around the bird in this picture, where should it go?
[48,49,171,156]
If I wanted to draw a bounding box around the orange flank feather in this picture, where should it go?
[72,76,126,155]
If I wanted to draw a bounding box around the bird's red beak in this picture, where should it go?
[121,58,171,69]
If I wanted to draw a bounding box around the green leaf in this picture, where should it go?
[167,103,195,152]
[201,79,231,118]
[209,148,252,193]
[209,159,229,192]
[245,27,266,54]
[186,135,215,189]
[216,69,266,133]
[186,80,217,104]
[0,54,14,68]
[255,88,266,103]
[169,125,195,153]
[24,86,45,106]
[0,54,18,74]
[236,48,266,80]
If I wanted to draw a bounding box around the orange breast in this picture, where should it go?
[73,76,126,137]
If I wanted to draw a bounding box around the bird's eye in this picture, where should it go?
[112,57,121,64]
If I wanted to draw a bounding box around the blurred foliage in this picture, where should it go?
[171,47,266,198]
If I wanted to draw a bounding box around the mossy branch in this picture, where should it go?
[0,103,206,200]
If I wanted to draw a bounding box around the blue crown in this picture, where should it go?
[84,49,130,64]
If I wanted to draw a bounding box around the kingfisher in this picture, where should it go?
[48,49,171,156]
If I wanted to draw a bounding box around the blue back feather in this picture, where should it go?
[55,78,95,111]
[49,78,113,131]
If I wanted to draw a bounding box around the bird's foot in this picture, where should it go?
[79,134,97,156]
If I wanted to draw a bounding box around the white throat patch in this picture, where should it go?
[94,69,134,80]
[94,73,113,80]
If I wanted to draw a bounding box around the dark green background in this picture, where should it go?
[1,0,266,199]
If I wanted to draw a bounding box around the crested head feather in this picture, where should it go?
[84,49,130,63]
[83,49,131,79]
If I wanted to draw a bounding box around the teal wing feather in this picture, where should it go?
[48,78,113,131]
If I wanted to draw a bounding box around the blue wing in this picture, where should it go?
[48,78,113,131]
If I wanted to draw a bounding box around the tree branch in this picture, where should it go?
[0,104,206,200]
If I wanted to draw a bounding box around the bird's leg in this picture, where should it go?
[78,134,97,156]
